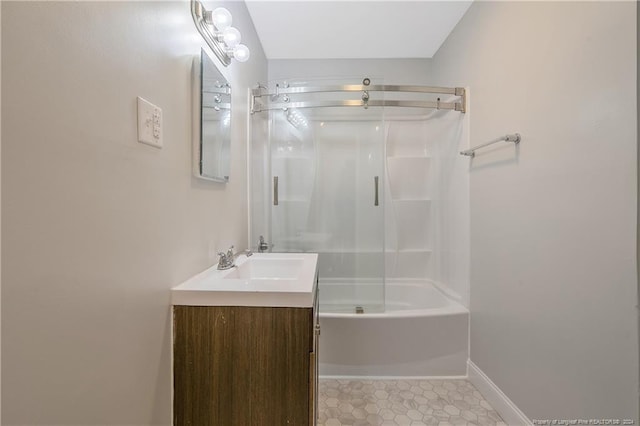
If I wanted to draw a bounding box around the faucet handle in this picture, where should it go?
[258,236,270,252]
[216,247,236,270]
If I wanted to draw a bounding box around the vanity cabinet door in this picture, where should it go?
[173,305,313,425]
[173,306,244,425]
[248,307,312,425]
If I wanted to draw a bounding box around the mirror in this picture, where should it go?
[194,48,231,182]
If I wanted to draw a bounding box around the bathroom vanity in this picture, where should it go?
[171,253,319,425]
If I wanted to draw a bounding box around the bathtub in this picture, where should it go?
[318,280,469,378]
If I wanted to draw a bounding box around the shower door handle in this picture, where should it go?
[374,176,379,206]
[273,176,279,206]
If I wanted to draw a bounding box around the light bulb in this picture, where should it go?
[223,27,241,49]
[211,7,232,31]
[233,44,250,62]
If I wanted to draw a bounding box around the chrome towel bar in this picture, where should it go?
[460,133,521,158]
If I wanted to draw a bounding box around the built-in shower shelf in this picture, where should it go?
[276,199,312,203]
[386,249,432,255]
[310,249,431,255]
[314,250,386,254]
[387,155,431,159]
[273,155,314,160]
[273,151,313,160]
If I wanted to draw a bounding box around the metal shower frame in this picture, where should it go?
[250,83,466,114]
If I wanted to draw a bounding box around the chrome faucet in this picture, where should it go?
[258,236,269,253]
[216,245,235,270]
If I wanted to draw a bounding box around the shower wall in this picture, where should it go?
[385,110,469,305]
[267,112,385,280]
[260,59,470,305]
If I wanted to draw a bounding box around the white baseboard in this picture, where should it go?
[468,360,532,426]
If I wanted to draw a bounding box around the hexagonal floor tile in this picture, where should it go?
[317,378,504,426]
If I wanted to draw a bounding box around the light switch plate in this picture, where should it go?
[137,96,162,148]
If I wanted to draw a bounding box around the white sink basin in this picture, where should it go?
[222,257,304,280]
[171,253,318,308]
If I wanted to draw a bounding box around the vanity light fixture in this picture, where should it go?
[191,0,251,66]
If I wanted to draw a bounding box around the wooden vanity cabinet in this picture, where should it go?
[173,287,319,425]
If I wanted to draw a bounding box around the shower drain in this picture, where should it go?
[355,306,364,314]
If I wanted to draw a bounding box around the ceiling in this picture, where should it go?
[244,1,473,60]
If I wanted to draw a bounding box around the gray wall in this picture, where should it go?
[1,1,267,424]
[268,58,432,84]
[433,1,639,421]
[0,1,3,420]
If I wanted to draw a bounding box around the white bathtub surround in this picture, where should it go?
[319,280,468,377]
[318,378,505,426]
[467,361,531,426]
[256,64,470,380]
[384,109,470,308]
[264,62,471,313]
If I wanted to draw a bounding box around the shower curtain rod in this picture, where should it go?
[251,99,463,113]
[251,84,464,97]
[250,84,466,114]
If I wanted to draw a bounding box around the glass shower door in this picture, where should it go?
[270,103,385,314]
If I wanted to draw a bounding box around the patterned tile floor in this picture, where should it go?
[318,379,506,426]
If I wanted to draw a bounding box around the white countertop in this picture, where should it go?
[171,253,319,308]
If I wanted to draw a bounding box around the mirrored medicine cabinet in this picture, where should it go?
[193,48,231,182]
